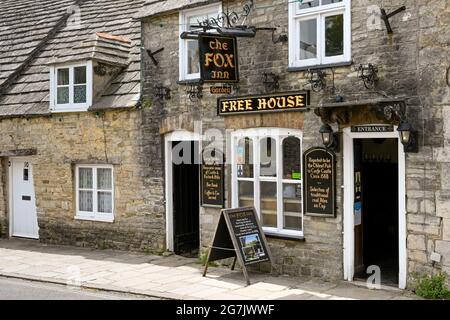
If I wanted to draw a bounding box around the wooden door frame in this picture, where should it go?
[164,131,200,252]
[343,126,407,289]
[8,156,39,239]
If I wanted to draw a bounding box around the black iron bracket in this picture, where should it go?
[262,72,280,92]
[146,47,164,66]
[447,66,450,87]
[380,6,406,34]
[187,82,203,102]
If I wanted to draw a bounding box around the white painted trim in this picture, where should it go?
[9,157,39,239]
[230,128,304,237]
[178,3,222,81]
[50,61,92,112]
[288,0,351,68]
[164,130,201,251]
[75,164,114,222]
[342,126,407,289]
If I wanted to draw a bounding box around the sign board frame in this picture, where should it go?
[202,207,274,285]
[303,147,336,217]
[217,91,310,116]
[199,34,239,83]
[201,147,225,208]
[351,125,394,133]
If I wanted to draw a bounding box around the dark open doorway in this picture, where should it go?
[354,138,399,286]
[172,141,200,256]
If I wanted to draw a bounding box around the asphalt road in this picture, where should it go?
[0,276,156,300]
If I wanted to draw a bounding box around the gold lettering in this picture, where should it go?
[245,99,253,110]
[257,98,267,110]
[237,100,244,111]
[221,101,229,112]
[267,98,276,109]
[287,96,295,107]
[276,97,286,108]
[295,95,304,107]
[225,54,234,68]
[229,100,237,111]
[204,53,214,67]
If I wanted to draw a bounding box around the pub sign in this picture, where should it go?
[199,34,238,83]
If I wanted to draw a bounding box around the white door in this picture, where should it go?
[10,158,39,239]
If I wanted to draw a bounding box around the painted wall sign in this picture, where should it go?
[351,125,394,133]
[203,207,273,285]
[210,85,232,94]
[303,147,336,217]
[201,147,224,208]
[217,91,310,116]
[199,34,238,83]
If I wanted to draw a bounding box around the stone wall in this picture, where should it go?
[141,0,450,284]
[0,108,166,252]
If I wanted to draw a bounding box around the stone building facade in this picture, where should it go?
[0,0,165,252]
[138,0,450,288]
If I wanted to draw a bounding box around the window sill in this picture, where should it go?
[287,61,352,72]
[177,79,202,85]
[51,106,90,113]
[264,231,305,241]
[75,215,114,223]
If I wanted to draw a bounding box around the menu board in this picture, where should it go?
[226,208,270,266]
[201,147,224,207]
[203,207,273,285]
[303,147,336,217]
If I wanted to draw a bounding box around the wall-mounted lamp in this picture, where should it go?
[320,124,340,153]
[397,121,418,153]
[262,72,279,92]
[154,85,171,100]
[307,69,327,92]
[357,64,378,89]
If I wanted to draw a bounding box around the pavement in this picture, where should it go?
[0,276,156,300]
[0,239,418,300]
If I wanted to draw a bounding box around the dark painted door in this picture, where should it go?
[172,141,200,256]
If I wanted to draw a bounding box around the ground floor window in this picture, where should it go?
[231,128,303,238]
[75,164,114,222]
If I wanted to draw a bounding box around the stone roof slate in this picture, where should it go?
[136,0,220,19]
[0,0,145,117]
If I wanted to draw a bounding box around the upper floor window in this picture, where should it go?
[179,4,221,81]
[50,61,93,112]
[231,128,304,239]
[288,0,351,68]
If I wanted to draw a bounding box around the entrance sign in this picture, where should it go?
[201,147,224,208]
[218,91,310,116]
[199,34,238,83]
[351,125,394,133]
[202,207,273,285]
[303,147,336,217]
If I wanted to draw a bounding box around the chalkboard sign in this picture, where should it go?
[303,147,336,217]
[201,147,224,208]
[203,207,273,285]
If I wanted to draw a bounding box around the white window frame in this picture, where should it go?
[49,61,93,112]
[288,0,351,68]
[179,3,222,81]
[231,128,304,238]
[75,164,114,223]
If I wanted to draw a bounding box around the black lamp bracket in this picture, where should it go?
[262,72,280,92]
[380,6,406,34]
[145,47,164,66]
[187,81,203,102]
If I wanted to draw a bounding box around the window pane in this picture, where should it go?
[283,183,302,231]
[283,137,301,180]
[79,190,93,212]
[260,137,276,177]
[322,0,342,5]
[236,137,253,178]
[97,168,112,190]
[79,168,93,189]
[57,68,69,85]
[325,14,344,57]
[260,182,277,228]
[98,191,112,213]
[74,85,86,103]
[187,40,199,74]
[57,87,69,104]
[74,66,86,84]
[299,0,319,10]
[299,19,317,60]
[238,181,254,207]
